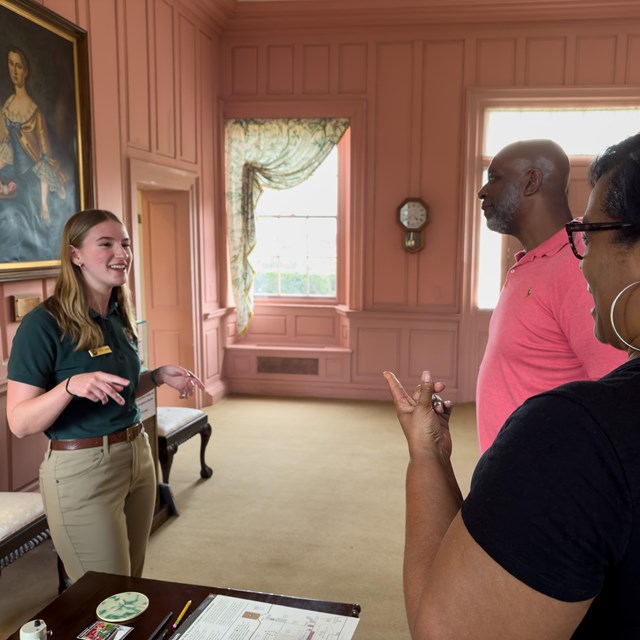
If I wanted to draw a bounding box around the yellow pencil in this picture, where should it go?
[172,600,192,629]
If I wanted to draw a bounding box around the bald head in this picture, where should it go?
[478,139,573,248]
[495,139,570,194]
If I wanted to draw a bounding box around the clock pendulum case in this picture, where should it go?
[397,198,429,253]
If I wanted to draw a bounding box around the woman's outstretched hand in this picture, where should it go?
[155,365,205,398]
[66,372,130,405]
[383,370,453,459]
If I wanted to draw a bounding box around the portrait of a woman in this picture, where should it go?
[0,45,75,263]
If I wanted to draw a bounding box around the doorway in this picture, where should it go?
[139,188,195,408]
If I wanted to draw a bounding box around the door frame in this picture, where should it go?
[128,158,202,403]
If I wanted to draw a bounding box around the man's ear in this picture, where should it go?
[523,168,543,196]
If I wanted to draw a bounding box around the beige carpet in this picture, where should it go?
[0,395,479,640]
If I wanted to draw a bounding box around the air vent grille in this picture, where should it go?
[257,357,319,375]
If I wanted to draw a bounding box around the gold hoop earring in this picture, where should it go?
[610,280,640,352]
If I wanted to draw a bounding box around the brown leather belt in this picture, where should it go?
[50,423,143,451]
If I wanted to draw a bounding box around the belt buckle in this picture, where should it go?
[126,423,139,442]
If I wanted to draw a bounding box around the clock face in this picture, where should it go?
[399,200,428,230]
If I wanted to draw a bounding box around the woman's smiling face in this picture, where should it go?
[71,220,132,294]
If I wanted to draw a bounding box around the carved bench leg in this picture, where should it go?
[199,424,213,479]
[160,442,178,485]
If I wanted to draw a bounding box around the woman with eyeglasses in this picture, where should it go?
[384,132,640,639]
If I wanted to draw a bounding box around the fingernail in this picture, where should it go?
[422,371,432,383]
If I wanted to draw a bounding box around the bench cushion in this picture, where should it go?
[0,492,45,541]
[156,407,207,437]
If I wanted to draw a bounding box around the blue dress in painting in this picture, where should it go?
[0,94,73,263]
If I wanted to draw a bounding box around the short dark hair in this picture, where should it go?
[589,132,640,246]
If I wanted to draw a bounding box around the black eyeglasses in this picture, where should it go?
[565,220,637,259]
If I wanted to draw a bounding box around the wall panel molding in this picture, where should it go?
[476,38,517,86]
[303,45,330,94]
[525,37,567,86]
[370,42,414,307]
[87,0,125,213]
[575,35,618,85]
[153,0,177,156]
[231,46,259,94]
[419,39,465,310]
[267,45,295,94]
[338,43,368,94]
[355,327,401,378]
[179,14,199,163]
[625,35,640,84]
[408,327,457,380]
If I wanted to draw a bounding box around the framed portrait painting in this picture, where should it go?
[0,0,93,281]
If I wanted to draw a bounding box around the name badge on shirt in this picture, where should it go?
[88,345,112,357]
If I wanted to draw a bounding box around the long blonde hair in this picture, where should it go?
[44,209,137,350]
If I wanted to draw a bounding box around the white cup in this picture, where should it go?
[20,620,48,640]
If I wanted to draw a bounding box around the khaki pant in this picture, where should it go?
[40,431,156,582]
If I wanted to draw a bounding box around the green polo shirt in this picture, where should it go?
[8,301,141,440]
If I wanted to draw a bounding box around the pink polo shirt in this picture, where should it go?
[476,227,626,453]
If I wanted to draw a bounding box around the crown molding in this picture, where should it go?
[221,0,640,31]
[182,0,236,31]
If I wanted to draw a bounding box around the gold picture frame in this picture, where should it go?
[0,0,93,281]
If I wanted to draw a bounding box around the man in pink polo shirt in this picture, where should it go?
[476,139,625,453]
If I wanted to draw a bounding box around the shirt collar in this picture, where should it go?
[89,296,119,319]
[514,227,568,265]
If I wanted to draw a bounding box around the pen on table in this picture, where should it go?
[147,611,172,640]
[172,600,192,629]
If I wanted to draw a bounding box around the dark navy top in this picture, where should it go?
[462,358,640,638]
[8,301,141,439]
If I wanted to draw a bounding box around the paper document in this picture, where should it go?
[170,593,359,640]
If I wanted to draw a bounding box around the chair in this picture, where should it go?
[0,491,67,594]
[156,407,213,515]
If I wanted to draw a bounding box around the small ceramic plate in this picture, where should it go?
[96,591,149,622]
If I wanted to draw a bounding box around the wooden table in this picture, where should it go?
[7,571,361,639]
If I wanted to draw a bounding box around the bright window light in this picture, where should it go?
[252,146,338,298]
[485,108,640,156]
[478,107,640,310]
[477,171,503,310]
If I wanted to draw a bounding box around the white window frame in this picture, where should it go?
[252,134,348,304]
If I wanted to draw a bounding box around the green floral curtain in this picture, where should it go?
[225,118,350,335]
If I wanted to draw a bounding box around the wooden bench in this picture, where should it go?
[156,407,213,515]
[0,492,67,594]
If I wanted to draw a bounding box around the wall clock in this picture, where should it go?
[397,198,429,253]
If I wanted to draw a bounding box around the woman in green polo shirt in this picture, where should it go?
[6,209,204,582]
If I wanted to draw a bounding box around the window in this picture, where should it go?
[477,106,640,309]
[484,108,640,156]
[252,146,339,299]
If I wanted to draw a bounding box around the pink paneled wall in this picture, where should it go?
[0,0,225,490]
[1,0,640,488]
[220,10,640,402]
